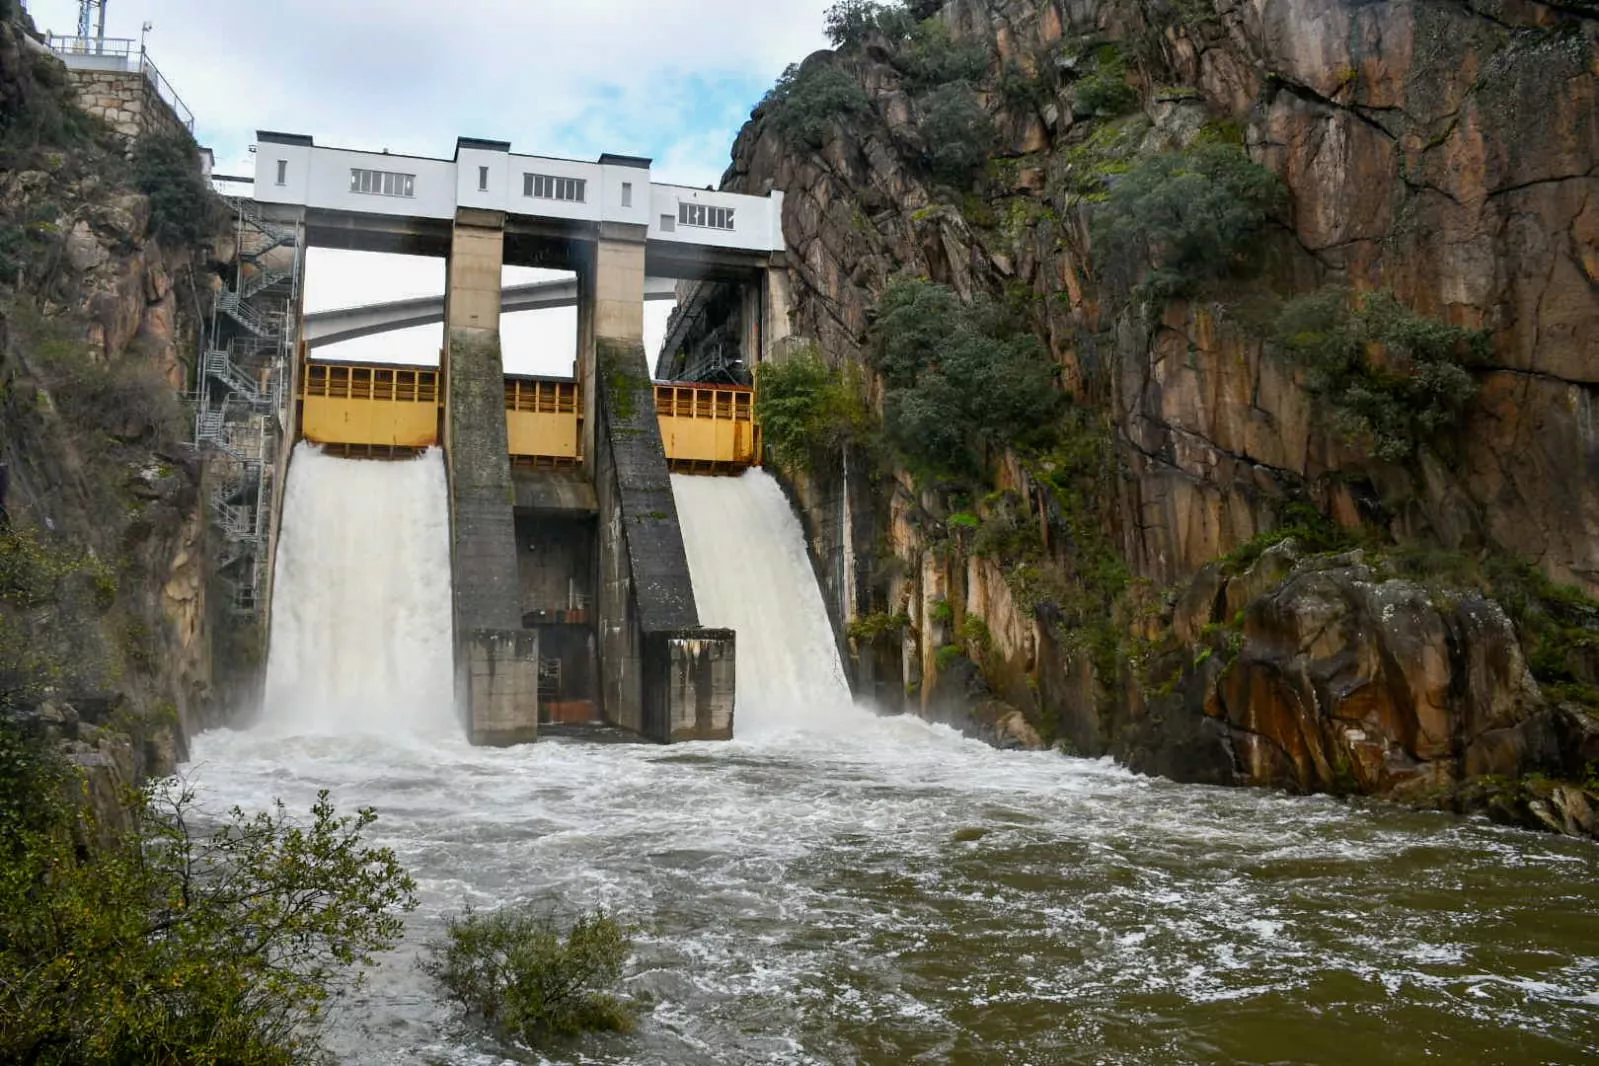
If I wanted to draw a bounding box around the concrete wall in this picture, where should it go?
[515,513,593,622]
[648,184,786,254]
[651,630,736,742]
[462,629,540,746]
[251,136,784,255]
[66,68,189,142]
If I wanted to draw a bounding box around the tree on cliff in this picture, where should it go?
[0,718,418,1065]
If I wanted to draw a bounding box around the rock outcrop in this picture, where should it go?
[718,0,1599,832]
[0,5,233,799]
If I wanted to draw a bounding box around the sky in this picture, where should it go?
[23,0,832,373]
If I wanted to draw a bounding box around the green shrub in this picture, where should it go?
[761,62,875,150]
[1218,501,1354,575]
[1073,46,1139,116]
[755,347,873,473]
[895,18,989,90]
[422,904,634,1049]
[0,51,98,165]
[0,755,418,1066]
[919,82,995,185]
[958,615,993,654]
[131,132,216,246]
[848,610,911,644]
[997,61,1050,110]
[935,643,968,672]
[1091,140,1284,301]
[870,277,1059,480]
[1274,287,1487,461]
[824,0,911,47]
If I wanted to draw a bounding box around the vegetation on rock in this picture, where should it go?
[761,61,874,150]
[131,131,220,246]
[1091,141,1284,301]
[423,904,634,1049]
[755,345,874,473]
[1071,45,1138,117]
[919,82,995,185]
[869,277,1059,481]
[1272,287,1487,461]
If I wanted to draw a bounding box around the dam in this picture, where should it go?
[204,133,793,746]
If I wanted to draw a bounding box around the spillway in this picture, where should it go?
[261,444,455,737]
[670,469,855,735]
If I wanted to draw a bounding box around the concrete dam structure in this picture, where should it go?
[224,133,795,746]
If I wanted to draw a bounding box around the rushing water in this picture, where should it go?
[186,464,1599,1065]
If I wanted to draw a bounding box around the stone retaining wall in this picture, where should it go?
[66,68,189,142]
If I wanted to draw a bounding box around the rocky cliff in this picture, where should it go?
[723,0,1599,833]
[0,4,232,805]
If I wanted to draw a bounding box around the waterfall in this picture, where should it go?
[261,444,456,736]
[671,469,857,734]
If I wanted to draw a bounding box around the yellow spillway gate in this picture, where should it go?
[300,361,442,455]
[298,356,757,472]
[655,383,759,473]
[506,377,582,467]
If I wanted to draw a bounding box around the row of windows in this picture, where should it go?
[350,168,416,198]
[525,173,586,202]
[329,164,733,234]
[678,202,735,231]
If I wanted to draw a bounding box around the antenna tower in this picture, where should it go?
[77,0,107,42]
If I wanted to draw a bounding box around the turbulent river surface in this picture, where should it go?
[184,456,1599,1065]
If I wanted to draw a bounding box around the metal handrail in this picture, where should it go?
[46,34,137,57]
[138,52,194,132]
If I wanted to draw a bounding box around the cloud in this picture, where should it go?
[26,0,829,183]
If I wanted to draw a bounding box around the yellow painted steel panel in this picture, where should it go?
[506,410,580,459]
[301,396,438,448]
[652,382,758,469]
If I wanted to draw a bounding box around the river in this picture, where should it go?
[182,455,1599,1065]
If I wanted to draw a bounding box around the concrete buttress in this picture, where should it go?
[585,227,735,741]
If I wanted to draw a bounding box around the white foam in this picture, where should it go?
[671,469,859,737]
[261,444,456,738]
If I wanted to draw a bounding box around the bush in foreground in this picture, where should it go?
[422,903,634,1049]
[0,722,418,1065]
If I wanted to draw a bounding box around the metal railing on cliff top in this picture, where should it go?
[44,35,195,133]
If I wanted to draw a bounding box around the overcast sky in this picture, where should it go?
[25,0,830,372]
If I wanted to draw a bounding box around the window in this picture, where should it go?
[660,214,675,233]
[621,182,633,208]
[478,165,489,191]
[678,202,735,231]
[349,168,415,198]
[275,159,287,186]
[523,173,586,202]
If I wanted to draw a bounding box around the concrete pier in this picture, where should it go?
[444,209,539,745]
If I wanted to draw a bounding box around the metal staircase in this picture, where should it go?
[194,195,301,617]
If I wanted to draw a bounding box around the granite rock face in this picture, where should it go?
[717,0,1599,831]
